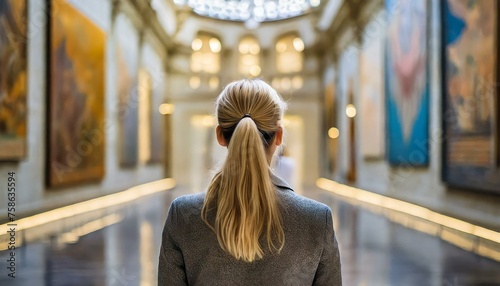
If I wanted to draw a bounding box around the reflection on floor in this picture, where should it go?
[1,188,499,286]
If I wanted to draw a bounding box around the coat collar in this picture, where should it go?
[271,172,294,192]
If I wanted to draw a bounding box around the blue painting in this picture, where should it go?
[385,0,429,166]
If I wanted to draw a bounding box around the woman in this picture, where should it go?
[158,79,342,285]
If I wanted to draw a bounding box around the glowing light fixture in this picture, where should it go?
[346,104,357,118]
[174,0,321,22]
[250,65,261,77]
[276,41,287,53]
[328,127,339,139]
[191,38,202,51]
[159,103,175,115]
[293,37,305,52]
[209,38,221,53]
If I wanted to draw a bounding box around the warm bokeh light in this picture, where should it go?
[191,38,202,51]
[249,43,260,55]
[328,127,340,139]
[250,65,261,77]
[238,42,249,54]
[209,38,221,53]
[159,103,175,115]
[191,115,216,127]
[346,104,357,118]
[293,37,305,52]
[276,41,287,53]
[189,76,201,89]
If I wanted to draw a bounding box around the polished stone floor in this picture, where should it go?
[1,187,500,286]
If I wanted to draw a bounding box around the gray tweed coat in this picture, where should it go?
[158,174,342,285]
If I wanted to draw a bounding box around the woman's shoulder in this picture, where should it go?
[278,190,331,216]
[172,192,205,207]
[170,192,206,219]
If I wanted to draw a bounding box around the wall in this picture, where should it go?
[322,0,500,228]
[0,0,172,218]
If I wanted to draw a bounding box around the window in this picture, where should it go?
[190,34,221,90]
[238,36,261,77]
[191,34,221,74]
[276,35,304,73]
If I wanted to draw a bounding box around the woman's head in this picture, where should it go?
[215,79,287,159]
[202,79,287,262]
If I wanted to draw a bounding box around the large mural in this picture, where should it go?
[442,0,500,193]
[0,0,27,160]
[49,0,106,187]
[385,0,429,166]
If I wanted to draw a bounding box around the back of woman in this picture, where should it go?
[158,79,342,285]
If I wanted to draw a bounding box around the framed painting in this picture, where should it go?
[359,22,385,159]
[441,0,500,193]
[115,13,139,167]
[385,0,429,166]
[0,0,27,160]
[48,0,106,187]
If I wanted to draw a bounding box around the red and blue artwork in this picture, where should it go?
[385,0,429,166]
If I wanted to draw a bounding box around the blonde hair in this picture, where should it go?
[201,79,287,262]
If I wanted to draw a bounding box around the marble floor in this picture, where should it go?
[1,187,499,286]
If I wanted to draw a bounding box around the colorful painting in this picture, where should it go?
[442,0,500,193]
[0,0,27,160]
[49,0,106,187]
[115,14,139,167]
[385,0,429,166]
[359,27,384,159]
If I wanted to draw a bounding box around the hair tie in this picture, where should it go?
[241,114,252,120]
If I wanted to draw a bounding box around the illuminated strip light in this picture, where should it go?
[0,178,176,251]
[316,178,500,261]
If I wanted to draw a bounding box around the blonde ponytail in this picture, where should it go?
[202,79,287,262]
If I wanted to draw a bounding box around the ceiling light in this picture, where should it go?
[174,0,321,22]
